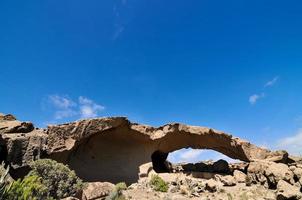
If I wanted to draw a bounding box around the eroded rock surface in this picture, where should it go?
[45,117,290,183]
[0,113,294,184]
[0,114,47,174]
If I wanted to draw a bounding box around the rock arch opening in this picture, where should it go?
[167,148,239,164]
[152,148,240,174]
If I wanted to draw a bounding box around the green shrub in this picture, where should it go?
[149,175,168,192]
[115,182,127,191]
[105,182,127,200]
[28,159,84,199]
[5,175,52,200]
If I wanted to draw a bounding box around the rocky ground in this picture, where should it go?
[82,159,302,200]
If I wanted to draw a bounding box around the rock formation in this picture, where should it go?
[0,113,291,184]
[0,113,47,177]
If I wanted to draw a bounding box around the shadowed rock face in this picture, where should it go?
[0,113,290,184]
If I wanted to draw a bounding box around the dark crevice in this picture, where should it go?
[151,151,169,173]
[0,144,8,163]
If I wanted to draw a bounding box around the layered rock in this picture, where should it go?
[0,114,47,175]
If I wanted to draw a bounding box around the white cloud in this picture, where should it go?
[168,149,204,163]
[264,76,279,87]
[248,76,279,105]
[277,129,302,156]
[249,93,265,105]
[179,149,204,162]
[48,95,76,109]
[79,96,105,118]
[46,95,105,123]
[48,95,77,119]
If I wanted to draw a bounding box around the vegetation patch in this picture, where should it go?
[106,182,127,200]
[29,159,84,199]
[149,175,168,192]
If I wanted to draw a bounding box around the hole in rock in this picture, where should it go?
[167,148,239,164]
[151,151,169,173]
[150,148,242,175]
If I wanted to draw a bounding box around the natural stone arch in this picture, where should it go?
[46,117,288,184]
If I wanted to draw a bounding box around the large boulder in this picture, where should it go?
[293,167,302,180]
[276,180,302,200]
[212,159,230,173]
[0,118,34,134]
[0,114,47,173]
[233,170,247,183]
[266,162,294,186]
[248,161,295,188]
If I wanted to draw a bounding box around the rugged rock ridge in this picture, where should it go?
[46,117,287,162]
[0,113,47,173]
[0,113,291,183]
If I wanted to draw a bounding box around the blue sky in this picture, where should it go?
[1,0,302,161]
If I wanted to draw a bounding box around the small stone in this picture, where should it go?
[233,170,247,183]
[220,175,236,186]
[290,166,297,171]
[139,162,153,178]
[205,179,218,192]
[83,182,115,200]
[265,191,276,200]
[179,185,189,195]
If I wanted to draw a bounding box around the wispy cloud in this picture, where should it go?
[168,148,204,163]
[79,96,105,118]
[112,25,124,40]
[248,76,279,105]
[249,93,265,105]
[277,129,302,156]
[264,76,279,87]
[45,95,105,123]
[48,95,76,109]
[48,95,77,119]
[112,0,127,40]
[179,149,204,162]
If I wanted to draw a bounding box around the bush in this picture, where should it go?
[4,175,52,200]
[105,182,127,200]
[149,175,168,192]
[28,159,84,199]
